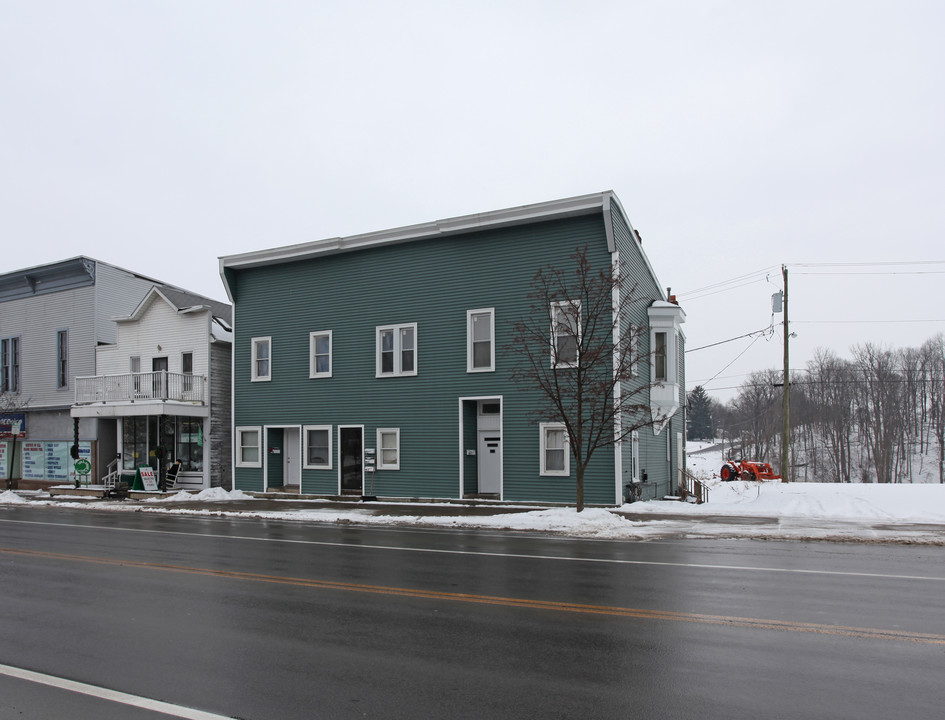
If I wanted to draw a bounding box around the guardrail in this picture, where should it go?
[74,371,206,404]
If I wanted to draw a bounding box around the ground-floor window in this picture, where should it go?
[236,427,262,467]
[176,418,203,472]
[122,416,203,473]
[304,426,332,469]
[122,417,148,471]
[540,423,569,476]
[377,428,400,470]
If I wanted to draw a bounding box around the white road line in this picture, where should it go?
[2,517,944,582]
[0,663,235,719]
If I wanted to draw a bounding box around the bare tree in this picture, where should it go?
[921,335,945,483]
[806,349,855,483]
[507,247,665,511]
[0,392,29,490]
[731,369,781,463]
[852,343,903,483]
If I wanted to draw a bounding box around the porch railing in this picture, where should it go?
[682,468,709,504]
[74,371,206,405]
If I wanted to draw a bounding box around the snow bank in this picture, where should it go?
[152,488,255,502]
[0,490,28,504]
[627,481,945,523]
[365,507,644,538]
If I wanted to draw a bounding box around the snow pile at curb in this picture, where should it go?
[0,490,28,504]
[626,481,945,523]
[373,507,645,538]
[153,488,255,502]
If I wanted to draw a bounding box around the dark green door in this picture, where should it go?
[340,427,362,494]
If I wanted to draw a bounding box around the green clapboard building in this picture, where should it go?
[219,192,685,506]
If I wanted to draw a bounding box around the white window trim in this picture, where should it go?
[309,331,333,378]
[375,323,418,378]
[651,329,670,384]
[539,422,569,476]
[466,308,495,373]
[303,425,333,469]
[376,428,401,470]
[550,300,581,369]
[236,426,262,468]
[251,336,272,382]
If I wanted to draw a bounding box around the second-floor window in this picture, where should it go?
[310,331,332,378]
[376,323,416,377]
[654,331,668,382]
[182,351,194,392]
[467,309,495,372]
[1,337,20,393]
[251,337,271,381]
[57,330,68,389]
[551,300,581,368]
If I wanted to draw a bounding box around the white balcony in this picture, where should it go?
[72,371,209,418]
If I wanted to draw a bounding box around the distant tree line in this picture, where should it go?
[688,334,945,483]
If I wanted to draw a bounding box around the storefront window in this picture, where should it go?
[122,417,148,471]
[176,418,203,471]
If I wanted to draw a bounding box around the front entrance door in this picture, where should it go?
[477,432,501,493]
[339,426,363,494]
[284,427,300,491]
[477,401,501,494]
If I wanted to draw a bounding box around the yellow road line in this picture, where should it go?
[4,547,943,646]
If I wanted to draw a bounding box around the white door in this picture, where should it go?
[284,427,301,489]
[477,431,501,493]
[676,431,684,492]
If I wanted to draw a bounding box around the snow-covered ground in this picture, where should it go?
[3,475,944,543]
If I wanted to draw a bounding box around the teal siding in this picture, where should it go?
[611,206,686,500]
[232,209,673,505]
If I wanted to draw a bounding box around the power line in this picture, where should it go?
[790,260,945,268]
[793,319,945,324]
[792,270,945,276]
[686,325,774,352]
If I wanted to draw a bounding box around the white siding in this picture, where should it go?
[93,263,162,345]
[0,285,96,408]
[97,295,211,378]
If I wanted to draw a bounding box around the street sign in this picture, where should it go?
[74,458,92,475]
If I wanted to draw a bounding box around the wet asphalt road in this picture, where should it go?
[1,505,943,719]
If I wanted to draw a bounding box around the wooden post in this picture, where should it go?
[781,265,790,482]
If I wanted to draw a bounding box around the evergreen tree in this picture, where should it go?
[687,385,714,440]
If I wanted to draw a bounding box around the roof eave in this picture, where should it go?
[219,192,614,272]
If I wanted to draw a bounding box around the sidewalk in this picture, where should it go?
[5,486,944,544]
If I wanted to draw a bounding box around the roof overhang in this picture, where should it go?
[218,191,668,304]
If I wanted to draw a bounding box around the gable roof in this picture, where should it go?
[219,191,664,301]
[119,286,232,327]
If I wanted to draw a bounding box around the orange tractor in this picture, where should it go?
[719,458,781,482]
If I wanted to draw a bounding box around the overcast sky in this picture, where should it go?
[3,1,943,401]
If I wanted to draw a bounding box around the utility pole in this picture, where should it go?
[781,264,790,482]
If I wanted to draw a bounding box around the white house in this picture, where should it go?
[70,286,232,490]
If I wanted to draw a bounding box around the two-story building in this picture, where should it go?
[0,258,171,487]
[0,257,232,490]
[220,192,685,506]
[70,286,232,490]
